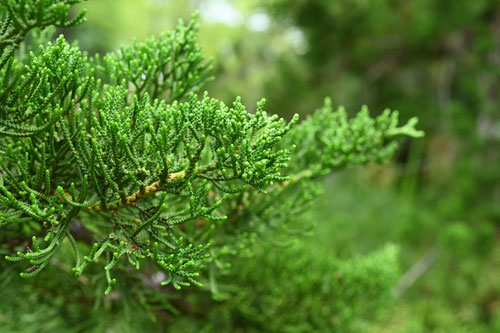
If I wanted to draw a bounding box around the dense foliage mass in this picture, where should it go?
[6,1,485,332]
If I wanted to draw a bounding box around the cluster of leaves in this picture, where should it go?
[0,0,86,69]
[0,0,421,303]
[284,98,423,175]
[100,15,213,103]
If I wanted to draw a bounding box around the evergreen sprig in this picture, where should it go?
[286,98,424,176]
[100,13,212,103]
[0,0,423,296]
[0,0,86,70]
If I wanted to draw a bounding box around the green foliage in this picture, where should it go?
[0,1,423,330]
[0,237,400,333]
[100,14,213,103]
[286,98,423,176]
[0,0,86,70]
[200,243,400,333]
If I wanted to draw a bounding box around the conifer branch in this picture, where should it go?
[86,170,186,212]
[0,0,423,296]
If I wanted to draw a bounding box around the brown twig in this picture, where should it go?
[86,170,186,212]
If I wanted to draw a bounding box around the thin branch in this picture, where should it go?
[394,246,439,298]
[86,170,185,212]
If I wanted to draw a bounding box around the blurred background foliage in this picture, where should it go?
[2,0,500,331]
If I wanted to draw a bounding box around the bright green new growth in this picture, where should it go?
[101,17,213,103]
[0,1,422,297]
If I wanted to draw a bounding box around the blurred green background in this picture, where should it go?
[3,0,500,331]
